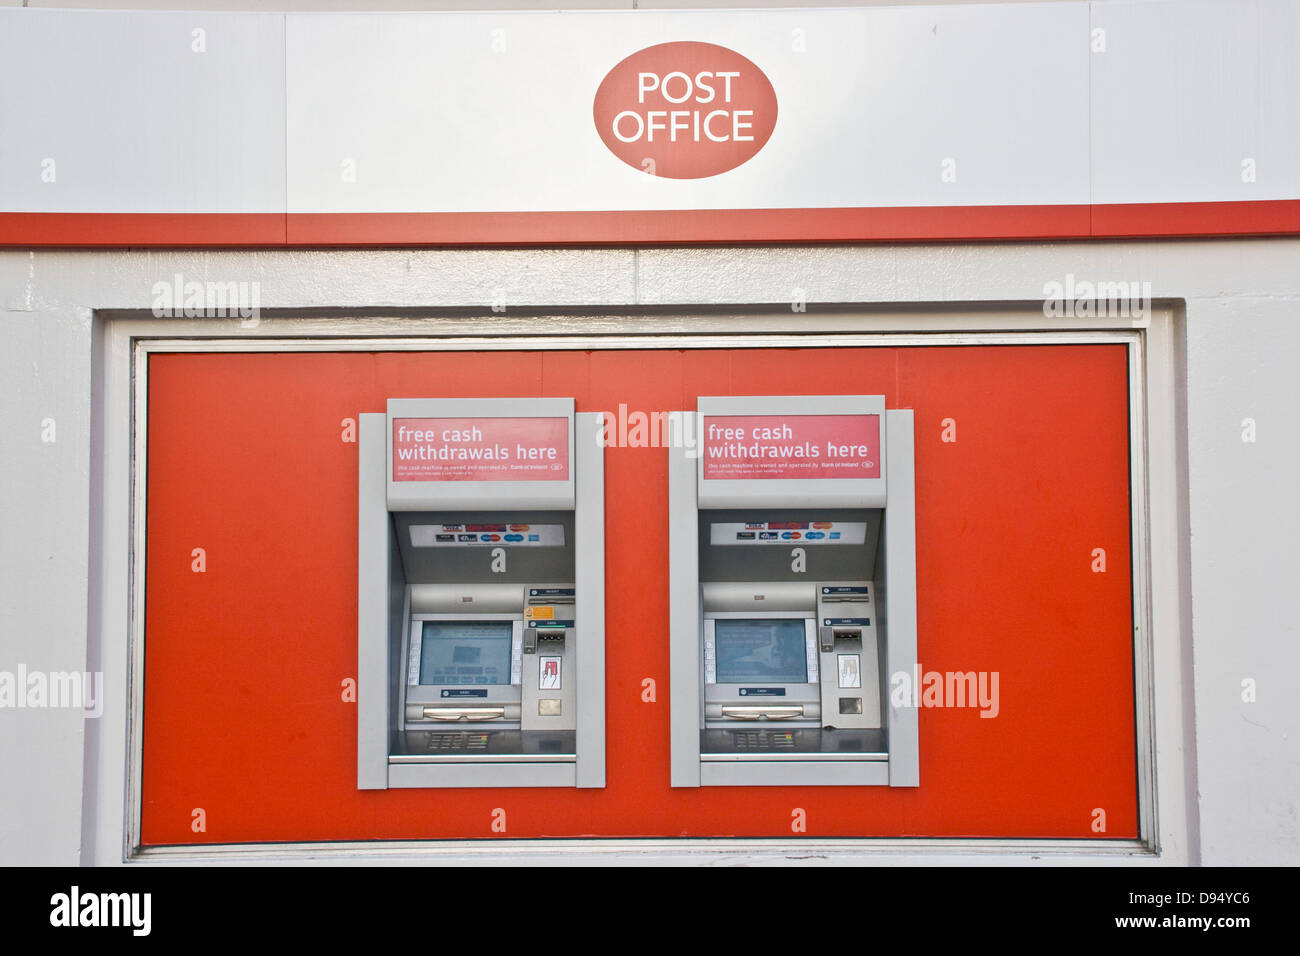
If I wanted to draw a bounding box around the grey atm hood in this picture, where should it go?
[356,397,606,790]
[669,395,919,788]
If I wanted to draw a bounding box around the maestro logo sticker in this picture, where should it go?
[593,41,778,179]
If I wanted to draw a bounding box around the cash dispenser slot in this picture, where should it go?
[721,706,804,721]
[423,707,507,721]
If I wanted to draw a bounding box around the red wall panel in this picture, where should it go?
[142,345,1136,844]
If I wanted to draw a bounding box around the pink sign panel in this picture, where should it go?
[392,417,569,482]
[702,414,881,480]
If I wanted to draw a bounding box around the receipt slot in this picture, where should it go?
[357,398,605,789]
[669,396,918,787]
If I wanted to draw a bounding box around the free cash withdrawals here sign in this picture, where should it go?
[392,417,569,482]
[701,414,880,480]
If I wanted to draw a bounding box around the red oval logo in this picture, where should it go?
[593,41,778,180]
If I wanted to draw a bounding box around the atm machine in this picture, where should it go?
[669,395,918,787]
[357,398,605,789]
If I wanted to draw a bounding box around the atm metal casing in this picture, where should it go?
[357,398,605,789]
[669,395,919,787]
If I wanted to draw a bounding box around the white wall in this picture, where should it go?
[0,260,91,867]
[1184,294,1300,865]
[2,238,1298,864]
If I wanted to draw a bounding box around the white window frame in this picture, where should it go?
[87,307,1183,864]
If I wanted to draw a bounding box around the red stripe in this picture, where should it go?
[0,213,286,246]
[1090,199,1300,238]
[0,201,1297,247]
[287,205,1092,245]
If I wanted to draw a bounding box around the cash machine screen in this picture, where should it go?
[418,622,513,686]
[714,619,809,684]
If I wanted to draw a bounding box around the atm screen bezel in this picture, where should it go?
[703,612,820,706]
[404,614,524,708]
